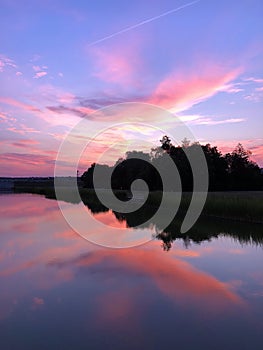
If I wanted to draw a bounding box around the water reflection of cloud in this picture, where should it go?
[51,248,245,315]
[0,194,248,325]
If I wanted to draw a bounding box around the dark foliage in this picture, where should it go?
[81,137,263,191]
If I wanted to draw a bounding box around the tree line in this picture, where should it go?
[81,136,263,191]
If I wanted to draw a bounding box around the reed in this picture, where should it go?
[14,182,263,223]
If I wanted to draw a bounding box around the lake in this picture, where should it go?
[0,193,262,350]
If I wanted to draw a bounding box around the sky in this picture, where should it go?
[0,0,263,176]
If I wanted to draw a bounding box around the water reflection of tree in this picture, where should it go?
[18,184,263,251]
[85,198,263,251]
[82,197,109,214]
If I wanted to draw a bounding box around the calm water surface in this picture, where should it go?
[0,194,262,350]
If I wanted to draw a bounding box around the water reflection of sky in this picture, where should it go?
[0,194,262,349]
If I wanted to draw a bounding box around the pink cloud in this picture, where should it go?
[0,54,17,72]
[0,153,55,176]
[1,86,80,128]
[0,152,54,165]
[57,92,75,104]
[33,65,41,72]
[11,139,39,148]
[89,40,142,86]
[0,112,8,121]
[32,65,48,79]
[32,85,87,126]
[148,66,241,112]
[0,97,41,112]
[0,149,82,176]
[34,71,47,79]
[37,84,75,104]
[6,127,25,135]
[0,60,4,72]
[46,104,94,119]
[7,124,40,135]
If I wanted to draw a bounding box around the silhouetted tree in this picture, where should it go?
[224,143,261,190]
[81,138,263,192]
[160,135,172,153]
[201,144,228,190]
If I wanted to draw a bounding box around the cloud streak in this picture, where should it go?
[87,0,200,46]
[185,116,245,126]
[11,139,39,148]
[0,97,41,112]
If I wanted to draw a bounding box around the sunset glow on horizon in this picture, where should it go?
[0,0,262,176]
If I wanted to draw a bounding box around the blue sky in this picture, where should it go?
[0,0,263,176]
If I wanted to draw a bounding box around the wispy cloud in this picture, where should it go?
[46,105,86,118]
[0,153,54,165]
[0,97,41,112]
[0,112,8,121]
[90,44,141,86]
[7,124,40,135]
[34,71,47,79]
[241,76,263,102]
[0,54,17,72]
[34,84,76,105]
[32,64,48,79]
[33,65,41,72]
[0,153,55,176]
[244,93,262,102]
[243,77,263,84]
[148,65,242,112]
[178,114,245,126]
[192,117,245,126]
[218,83,244,93]
[11,139,39,148]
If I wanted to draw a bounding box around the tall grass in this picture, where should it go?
[14,181,263,223]
[203,192,263,223]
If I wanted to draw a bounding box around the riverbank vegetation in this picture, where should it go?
[13,137,263,224]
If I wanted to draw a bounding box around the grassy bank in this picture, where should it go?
[14,181,263,224]
[201,191,263,223]
[147,191,263,223]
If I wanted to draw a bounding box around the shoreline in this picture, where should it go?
[9,181,263,225]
